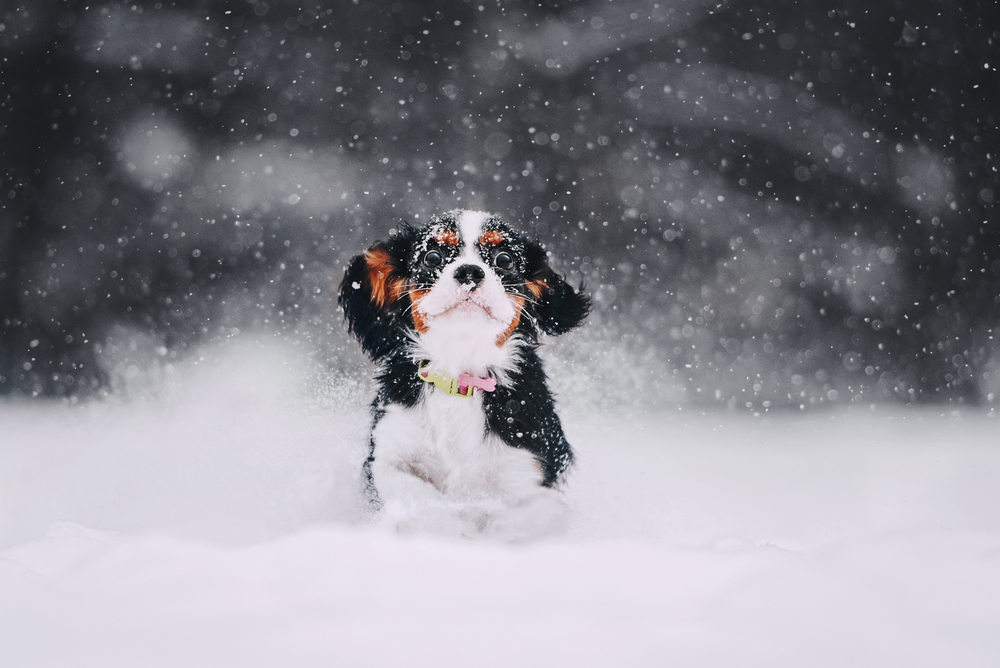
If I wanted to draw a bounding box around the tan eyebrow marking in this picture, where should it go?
[478,229,506,247]
[434,229,460,246]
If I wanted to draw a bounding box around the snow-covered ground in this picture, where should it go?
[3,339,999,667]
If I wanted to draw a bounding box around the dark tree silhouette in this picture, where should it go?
[1,0,997,407]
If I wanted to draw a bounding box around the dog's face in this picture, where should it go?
[406,211,534,343]
[340,210,590,361]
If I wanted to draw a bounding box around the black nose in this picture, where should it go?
[453,264,485,288]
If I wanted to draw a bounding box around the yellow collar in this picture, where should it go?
[416,363,497,398]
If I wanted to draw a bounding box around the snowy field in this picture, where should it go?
[3,339,1000,667]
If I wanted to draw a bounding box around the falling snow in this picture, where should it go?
[2,1,999,664]
[0,0,997,407]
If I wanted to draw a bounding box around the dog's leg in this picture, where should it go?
[481,486,564,541]
[477,441,565,541]
[370,406,479,536]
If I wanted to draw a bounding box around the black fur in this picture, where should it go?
[338,225,419,361]
[340,213,590,489]
[363,349,426,507]
[481,347,574,486]
[522,239,591,338]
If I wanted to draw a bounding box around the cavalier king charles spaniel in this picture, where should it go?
[339,210,590,539]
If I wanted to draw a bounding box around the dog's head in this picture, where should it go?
[339,210,590,361]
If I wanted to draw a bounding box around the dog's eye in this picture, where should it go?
[422,250,443,268]
[493,252,514,271]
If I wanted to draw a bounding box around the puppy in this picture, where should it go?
[339,210,590,539]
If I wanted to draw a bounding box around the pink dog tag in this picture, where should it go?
[458,373,496,394]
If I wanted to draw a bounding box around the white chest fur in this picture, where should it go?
[370,388,562,540]
[412,309,513,378]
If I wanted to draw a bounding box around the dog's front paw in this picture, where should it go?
[381,500,480,538]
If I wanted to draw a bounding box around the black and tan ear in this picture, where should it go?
[523,239,591,336]
[338,226,416,360]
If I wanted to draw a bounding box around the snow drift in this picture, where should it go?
[2,338,999,666]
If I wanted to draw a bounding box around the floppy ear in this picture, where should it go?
[524,239,591,336]
[338,226,416,360]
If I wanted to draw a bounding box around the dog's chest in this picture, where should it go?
[373,389,543,498]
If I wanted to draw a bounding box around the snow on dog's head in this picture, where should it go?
[408,211,521,340]
[339,210,589,371]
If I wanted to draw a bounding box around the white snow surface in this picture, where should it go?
[2,338,1000,667]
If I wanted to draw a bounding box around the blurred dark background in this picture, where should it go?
[0,0,997,409]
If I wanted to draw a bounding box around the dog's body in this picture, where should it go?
[339,210,589,539]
